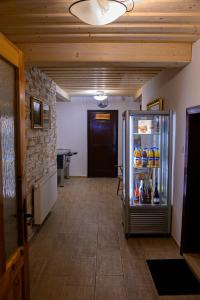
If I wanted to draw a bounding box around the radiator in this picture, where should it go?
[33,169,57,225]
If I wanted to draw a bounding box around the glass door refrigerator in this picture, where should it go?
[122,110,172,237]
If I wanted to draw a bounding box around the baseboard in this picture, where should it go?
[70,175,87,178]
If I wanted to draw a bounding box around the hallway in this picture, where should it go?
[29,178,199,300]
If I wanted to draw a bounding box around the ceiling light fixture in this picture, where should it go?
[69,0,134,26]
[94,91,108,101]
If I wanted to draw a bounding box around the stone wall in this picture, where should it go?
[25,66,57,237]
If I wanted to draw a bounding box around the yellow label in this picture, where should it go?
[95,113,111,120]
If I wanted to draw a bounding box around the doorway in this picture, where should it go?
[181,106,200,254]
[88,110,118,177]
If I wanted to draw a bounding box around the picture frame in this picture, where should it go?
[30,97,43,129]
[147,98,164,111]
[43,103,51,129]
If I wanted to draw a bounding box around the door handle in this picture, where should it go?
[24,213,33,225]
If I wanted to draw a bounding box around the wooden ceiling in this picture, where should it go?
[40,66,163,96]
[0,0,199,97]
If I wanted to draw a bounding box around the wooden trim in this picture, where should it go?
[180,105,200,254]
[0,248,24,299]
[0,33,20,67]
[17,52,30,300]
[0,113,5,276]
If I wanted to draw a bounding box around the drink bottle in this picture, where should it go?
[153,181,160,204]
[139,180,147,204]
[147,148,154,168]
[141,148,148,167]
[147,180,153,204]
[134,147,142,168]
[134,183,140,205]
[154,147,160,168]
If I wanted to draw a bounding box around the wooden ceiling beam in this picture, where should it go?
[2,23,200,34]
[1,12,200,23]
[66,90,137,96]
[59,86,141,89]
[18,42,192,67]
[43,73,159,77]
[41,69,162,73]
[45,78,154,82]
[9,33,198,43]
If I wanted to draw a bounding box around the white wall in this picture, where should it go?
[141,39,200,245]
[56,96,139,176]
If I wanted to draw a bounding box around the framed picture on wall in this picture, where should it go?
[147,98,164,111]
[43,104,51,129]
[30,97,43,129]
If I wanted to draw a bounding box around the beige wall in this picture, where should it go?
[141,39,200,245]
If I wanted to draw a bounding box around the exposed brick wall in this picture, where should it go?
[25,66,56,237]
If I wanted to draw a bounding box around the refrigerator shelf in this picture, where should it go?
[133,132,160,136]
[133,166,160,170]
[129,203,168,208]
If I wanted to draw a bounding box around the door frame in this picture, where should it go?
[0,33,29,299]
[87,110,118,177]
[180,105,200,254]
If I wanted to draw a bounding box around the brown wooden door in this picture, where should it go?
[0,34,29,300]
[88,110,118,177]
[181,106,200,254]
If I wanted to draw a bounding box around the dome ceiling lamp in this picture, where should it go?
[94,91,109,108]
[94,91,108,101]
[69,0,134,26]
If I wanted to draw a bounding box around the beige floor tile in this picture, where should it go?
[61,286,94,300]
[95,286,127,300]
[31,275,65,300]
[95,275,127,300]
[97,249,123,275]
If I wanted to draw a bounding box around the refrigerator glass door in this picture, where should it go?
[129,114,169,207]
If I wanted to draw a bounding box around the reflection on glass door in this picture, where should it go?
[0,57,18,259]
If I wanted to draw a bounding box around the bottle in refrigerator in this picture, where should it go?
[154,147,160,168]
[153,181,160,204]
[134,147,142,168]
[147,180,153,204]
[147,148,154,168]
[139,180,147,204]
[141,148,148,167]
[134,183,140,205]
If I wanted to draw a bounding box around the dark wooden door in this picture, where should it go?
[88,110,118,177]
[181,106,200,254]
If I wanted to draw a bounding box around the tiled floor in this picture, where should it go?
[30,178,200,300]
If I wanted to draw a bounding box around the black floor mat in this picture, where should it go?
[147,259,200,296]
